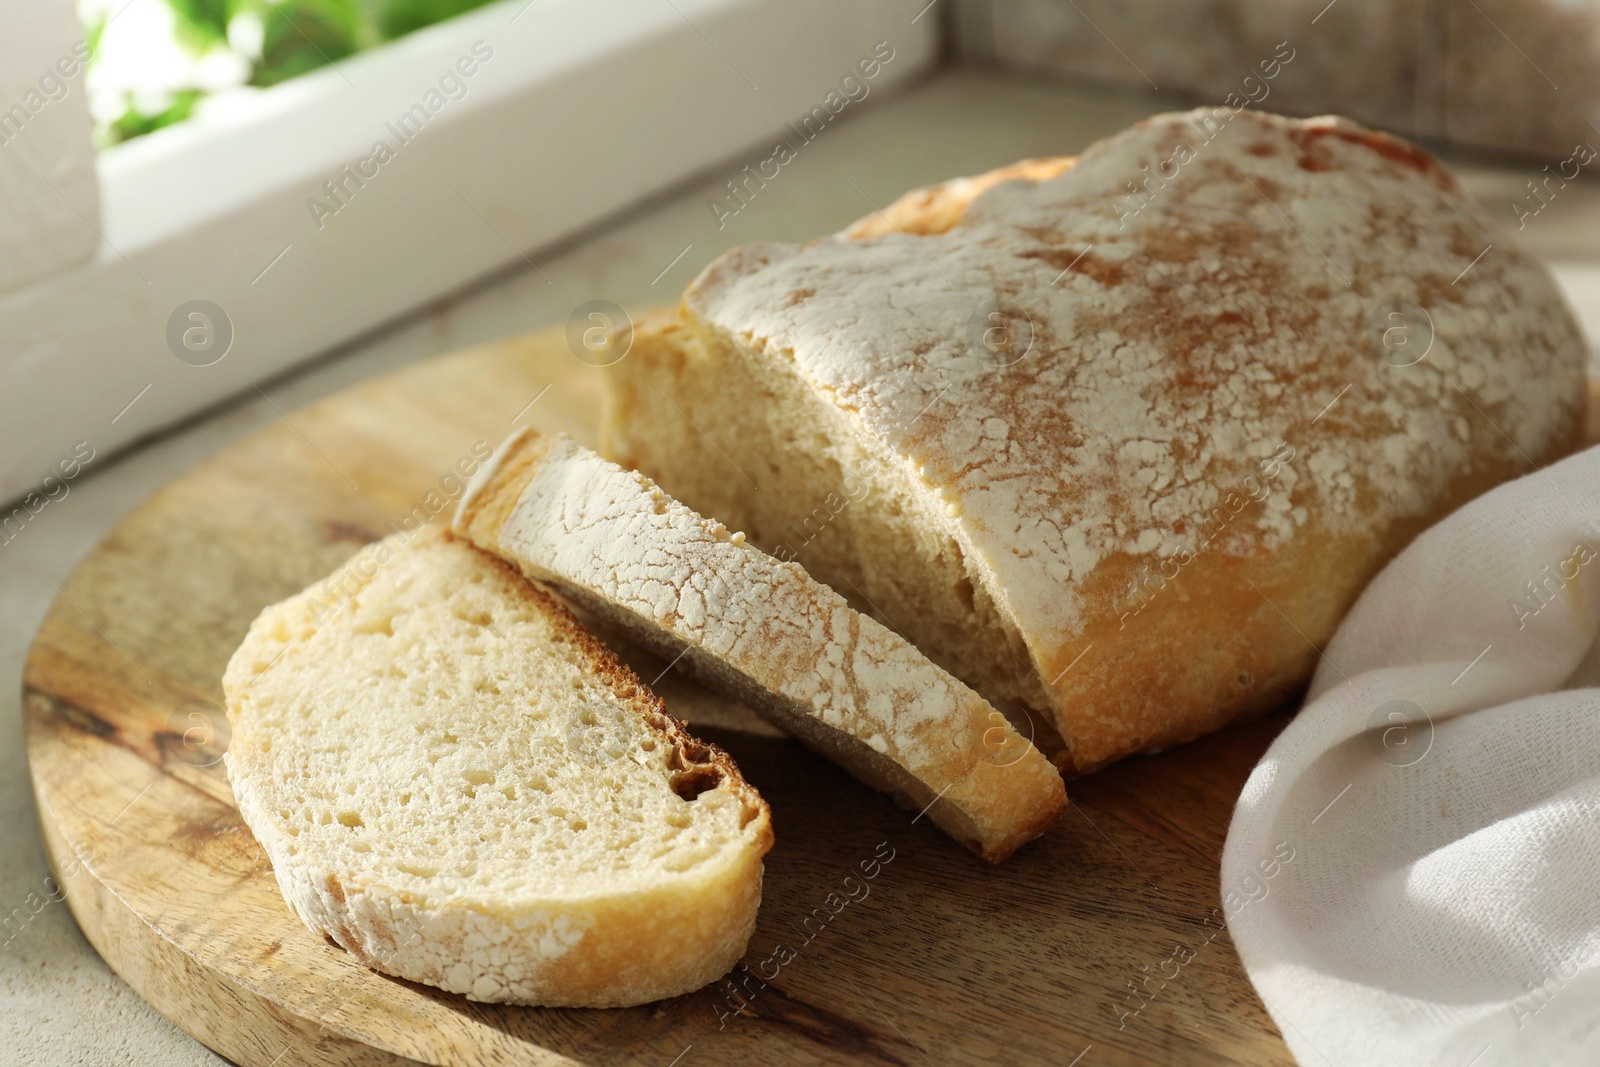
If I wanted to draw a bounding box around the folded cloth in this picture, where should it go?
[1223,444,1600,1066]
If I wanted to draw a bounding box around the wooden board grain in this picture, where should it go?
[22,324,1297,1066]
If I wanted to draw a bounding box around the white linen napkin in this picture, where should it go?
[1222,443,1600,1066]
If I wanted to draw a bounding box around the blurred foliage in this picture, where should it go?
[89,0,500,145]
[374,0,498,41]
[107,88,203,142]
[165,0,233,49]
[256,0,368,87]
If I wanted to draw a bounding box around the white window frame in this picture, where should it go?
[0,0,938,500]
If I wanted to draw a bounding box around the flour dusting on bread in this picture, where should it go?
[610,109,1586,771]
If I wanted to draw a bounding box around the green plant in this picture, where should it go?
[87,0,501,146]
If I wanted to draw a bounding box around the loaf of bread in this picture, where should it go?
[606,109,1588,774]
[454,429,1065,862]
[221,527,772,1006]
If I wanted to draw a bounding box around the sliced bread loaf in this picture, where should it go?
[221,526,772,1007]
[604,110,1588,774]
[453,429,1066,863]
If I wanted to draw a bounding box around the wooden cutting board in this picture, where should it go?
[23,323,1297,1066]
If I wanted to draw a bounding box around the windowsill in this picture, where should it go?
[0,0,937,502]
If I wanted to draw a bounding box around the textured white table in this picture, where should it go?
[4,68,1597,1065]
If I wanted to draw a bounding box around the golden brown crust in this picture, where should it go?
[1050,432,1586,774]
[840,156,1076,239]
[452,433,556,539]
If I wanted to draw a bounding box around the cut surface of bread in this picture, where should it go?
[604,109,1589,774]
[454,429,1066,863]
[221,526,771,1007]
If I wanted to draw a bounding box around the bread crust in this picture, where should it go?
[455,431,1066,862]
[223,527,773,1007]
[840,156,1076,239]
[607,109,1589,773]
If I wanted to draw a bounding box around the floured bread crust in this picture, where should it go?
[455,430,1067,862]
[608,109,1588,772]
[223,527,772,1007]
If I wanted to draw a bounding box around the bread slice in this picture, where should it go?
[453,429,1066,863]
[603,109,1588,774]
[221,526,772,1007]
